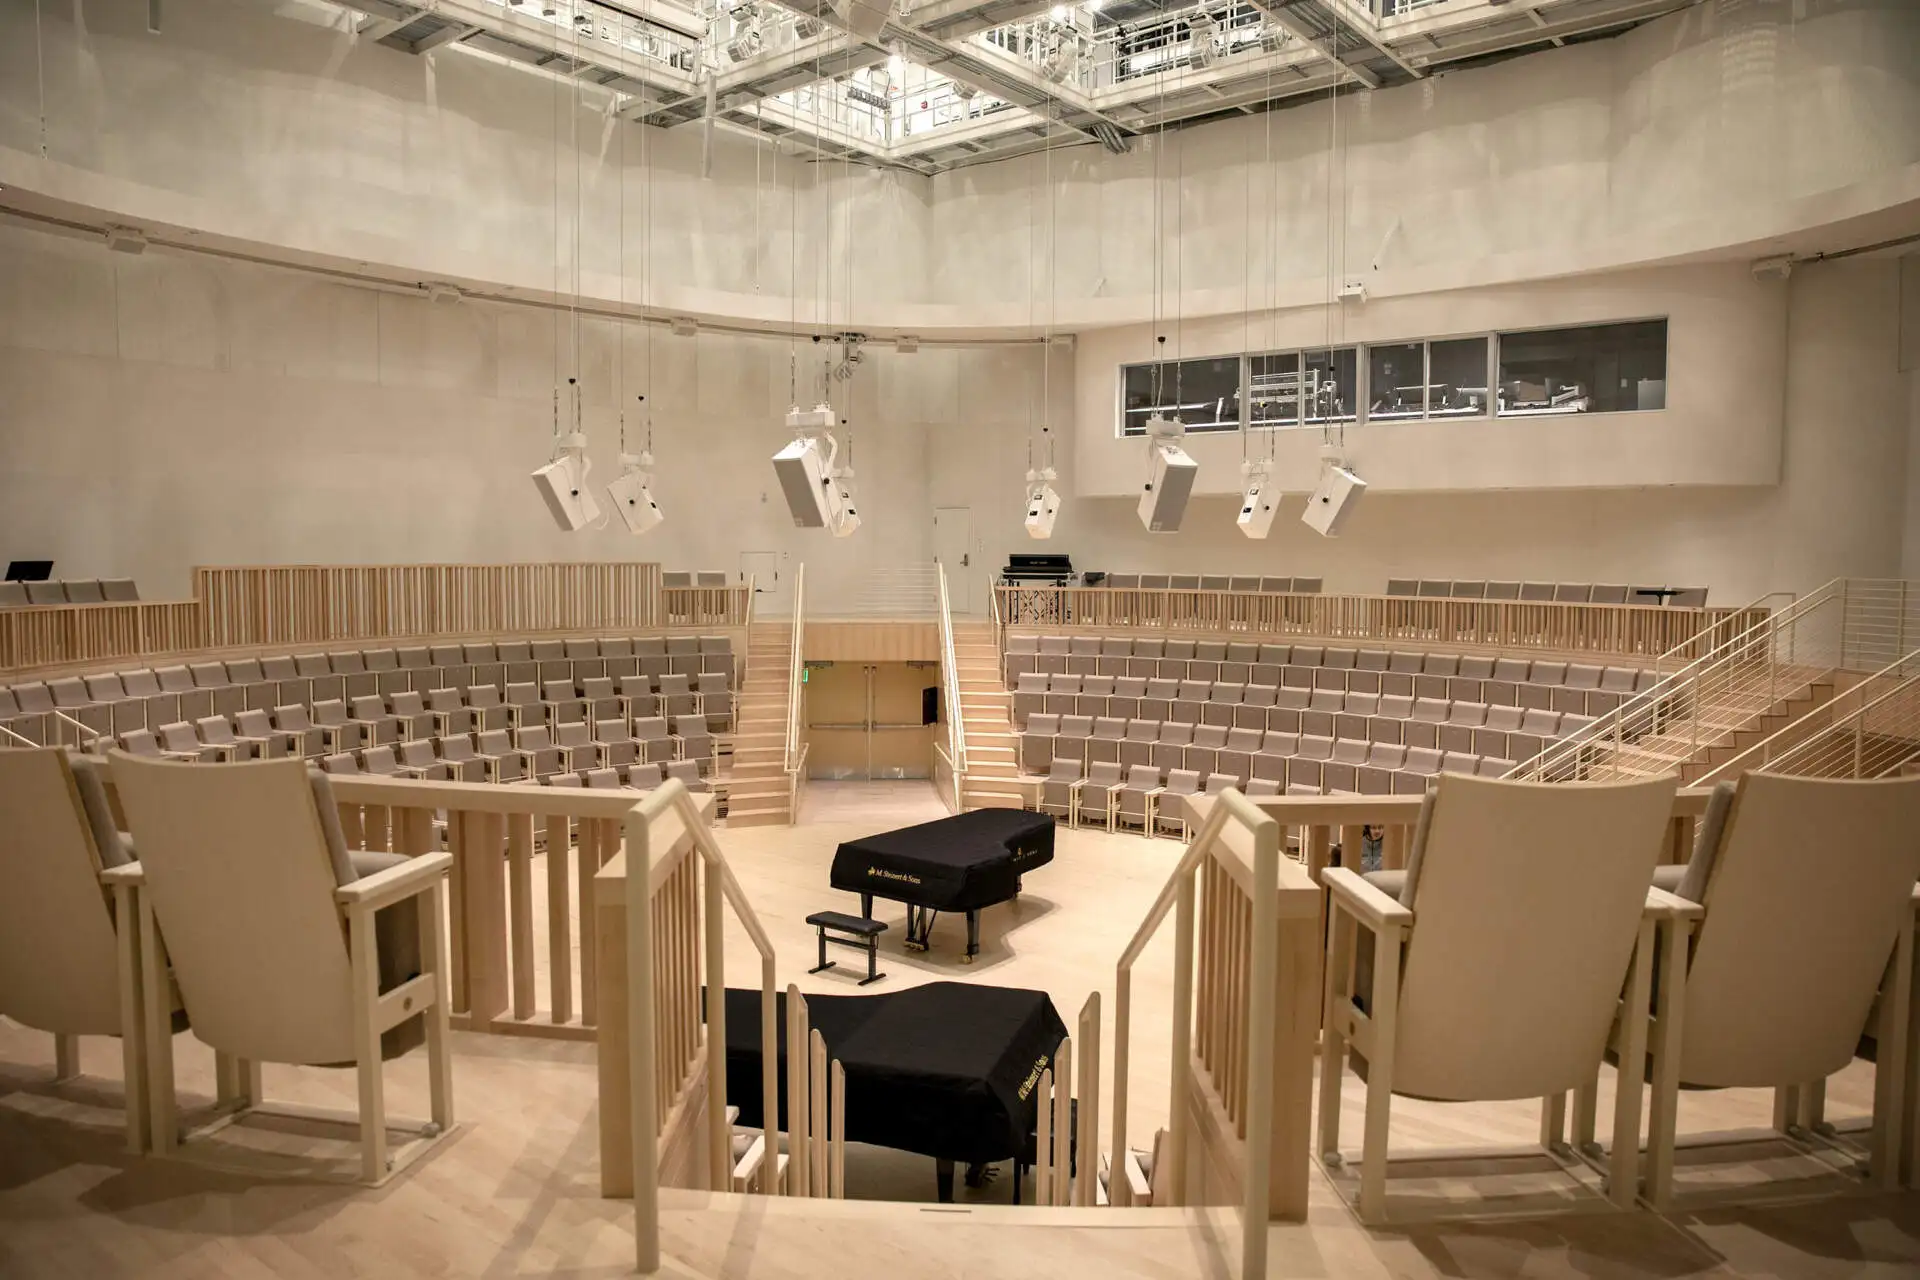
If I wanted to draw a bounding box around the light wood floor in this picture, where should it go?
[4,782,1917,1277]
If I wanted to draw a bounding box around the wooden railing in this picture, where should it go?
[325,773,664,1042]
[0,562,777,679]
[0,601,204,672]
[994,585,1769,662]
[660,578,755,628]
[197,563,666,648]
[1110,788,1320,1279]
[601,778,781,1274]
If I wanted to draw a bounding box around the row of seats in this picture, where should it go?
[1021,714,1530,786]
[316,739,710,794]
[122,710,718,781]
[1010,665,1638,729]
[660,571,730,589]
[1386,579,1709,606]
[1037,760,1291,834]
[1088,574,1323,594]
[0,578,139,606]
[0,635,737,745]
[1003,634,1653,709]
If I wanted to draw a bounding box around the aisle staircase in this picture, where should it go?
[1517,578,1919,784]
[723,621,795,827]
[952,619,1024,809]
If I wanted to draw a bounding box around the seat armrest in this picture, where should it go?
[336,851,453,915]
[1644,885,1704,923]
[1323,866,1414,934]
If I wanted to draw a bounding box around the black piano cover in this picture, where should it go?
[723,983,1068,1164]
[829,809,1055,913]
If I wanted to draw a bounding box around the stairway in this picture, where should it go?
[1578,664,1836,783]
[723,622,796,827]
[952,620,1025,810]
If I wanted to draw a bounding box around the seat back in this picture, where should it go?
[0,750,128,1037]
[110,754,360,1064]
[1677,774,1920,1087]
[1391,774,1677,1102]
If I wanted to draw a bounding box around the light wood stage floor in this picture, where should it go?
[3,782,1917,1277]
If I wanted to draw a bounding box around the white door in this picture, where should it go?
[933,507,975,615]
[739,551,788,617]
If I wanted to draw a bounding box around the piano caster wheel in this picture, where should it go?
[962,954,975,965]
[904,941,927,953]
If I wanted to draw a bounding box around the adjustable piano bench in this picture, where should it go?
[805,910,887,986]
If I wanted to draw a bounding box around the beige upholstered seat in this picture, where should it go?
[109,753,454,1184]
[1319,773,1679,1221]
[0,749,160,1150]
[1638,773,1920,1206]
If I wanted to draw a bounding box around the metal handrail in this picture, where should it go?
[1508,586,1817,780]
[936,563,966,807]
[1695,647,1920,784]
[1110,787,1281,1279]
[627,777,781,1274]
[1513,578,1920,781]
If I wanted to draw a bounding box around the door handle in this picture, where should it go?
[961,554,970,567]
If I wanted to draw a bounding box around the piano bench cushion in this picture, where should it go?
[808,910,888,937]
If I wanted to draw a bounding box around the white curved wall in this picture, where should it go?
[0,0,1915,609]
[3,0,1915,333]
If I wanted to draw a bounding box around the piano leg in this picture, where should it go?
[965,910,979,963]
[935,1158,956,1203]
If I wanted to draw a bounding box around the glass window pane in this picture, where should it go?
[1302,347,1357,424]
[1429,337,1491,418]
[1120,356,1242,434]
[1247,351,1302,429]
[1497,320,1667,416]
[1366,343,1426,421]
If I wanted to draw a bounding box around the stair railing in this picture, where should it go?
[936,562,967,810]
[1696,647,1920,783]
[627,777,781,1273]
[783,564,807,823]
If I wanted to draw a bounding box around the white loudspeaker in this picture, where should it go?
[532,452,601,532]
[833,0,894,38]
[1302,464,1366,537]
[1236,471,1279,539]
[606,469,663,535]
[772,436,832,528]
[1024,480,1060,539]
[1137,441,1198,532]
[827,470,861,538]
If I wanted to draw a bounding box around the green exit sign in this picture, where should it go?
[802,668,809,684]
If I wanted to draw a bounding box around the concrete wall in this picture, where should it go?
[0,220,1060,614]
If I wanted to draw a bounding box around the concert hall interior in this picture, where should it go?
[4,1,1920,1277]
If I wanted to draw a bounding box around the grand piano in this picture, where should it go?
[830,809,1054,961]
[1000,553,1075,625]
[723,982,1068,1200]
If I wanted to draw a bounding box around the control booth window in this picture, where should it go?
[1428,337,1492,418]
[1366,342,1426,420]
[1302,347,1358,424]
[1248,351,1302,429]
[1120,356,1242,435]
[1497,320,1668,416]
